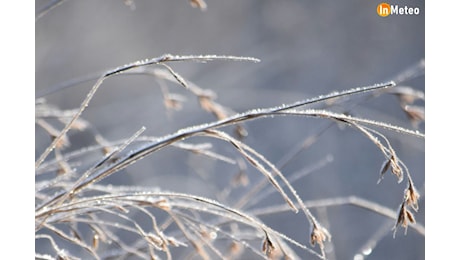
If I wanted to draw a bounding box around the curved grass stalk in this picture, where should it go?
[35,54,260,169]
[249,195,425,236]
[279,109,424,138]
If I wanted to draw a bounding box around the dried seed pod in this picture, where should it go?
[310,224,331,249]
[262,234,276,257]
[394,202,416,236]
[154,198,172,211]
[190,0,207,11]
[145,233,164,250]
[403,105,425,128]
[234,125,248,139]
[92,233,99,250]
[378,158,391,183]
[405,182,420,211]
[389,154,404,183]
[228,241,243,258]
[123,0,136,10]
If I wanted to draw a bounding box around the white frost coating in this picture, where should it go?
[132,81,406,166]
[280,109,424,138]
[165,54,260,63]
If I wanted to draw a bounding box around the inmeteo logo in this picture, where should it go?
[376,3,420,17]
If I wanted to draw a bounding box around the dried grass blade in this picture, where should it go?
[203,130,298,212]
[279,109,424,138]
[43,223,99,259]
[35,54,259,168]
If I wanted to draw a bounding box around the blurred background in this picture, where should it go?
[36,0,424,259]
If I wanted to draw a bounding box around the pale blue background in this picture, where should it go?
[36,0,424,259]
